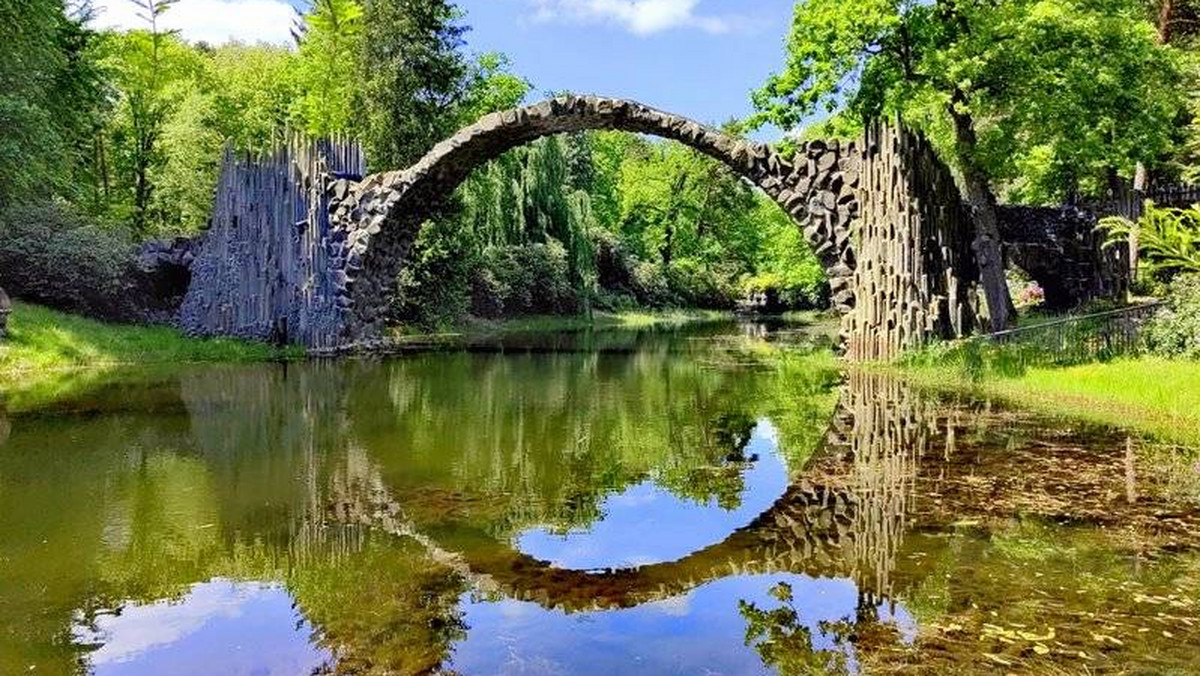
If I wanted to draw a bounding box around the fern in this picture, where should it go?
[1098,201,1200,277]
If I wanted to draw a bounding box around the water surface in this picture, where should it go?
[2,322,1198,675]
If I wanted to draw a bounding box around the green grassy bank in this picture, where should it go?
[0,304,749,408]
[0,302,302,396]
[897,349,1200,446]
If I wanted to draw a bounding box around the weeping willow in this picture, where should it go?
[455,134,597,296]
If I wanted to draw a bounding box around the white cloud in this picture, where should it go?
[527,0,743,35]
[91,0,297,46]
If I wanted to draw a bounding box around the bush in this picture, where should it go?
[0,203,144,321]
[1146,273,1200,359]
[629,260,670,307]
[665,259,738,309]
[394,218,476,328]
[742,271,829,311]
[471,241,582,317]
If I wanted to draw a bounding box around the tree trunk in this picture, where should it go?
[1157,0,1175,44]
[949,90,1015,331]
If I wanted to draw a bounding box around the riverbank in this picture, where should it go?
[895,353,1200,446]
[0,304,756,409]
[0,303,303,410]
[0,302,301,378]
[390,309,737,340]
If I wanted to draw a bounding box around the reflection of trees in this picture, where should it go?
[0,344,842,675]
[347,351,832,535]
[739,582,853,676]
[288,537,467,675]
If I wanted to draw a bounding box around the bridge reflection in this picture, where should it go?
[309,370,933,614]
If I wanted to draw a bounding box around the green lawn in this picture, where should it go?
[0,302,300,389]
[899,355,1200,446]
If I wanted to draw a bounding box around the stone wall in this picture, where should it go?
[997,205,1128,310]
[178,139,365,348]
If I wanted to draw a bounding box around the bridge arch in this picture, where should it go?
[326,95,862,339]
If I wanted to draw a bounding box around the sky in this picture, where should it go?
[89,0,798,137]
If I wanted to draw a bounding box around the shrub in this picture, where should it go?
[0,203,143,321]
[393,218,476,328]
[1098,203,1200,280]
[1146,273,1200,359]
[629,260,670,307]
[742,271,829,311]
[592,288,639,313]
[591,228,636,293]
[473,241,581,317]
[665,259,738,309]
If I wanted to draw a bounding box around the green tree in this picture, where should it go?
[0,0,108,209]
[102,1,209,233]
[753,0,1182,330]
[207,43,299,154]
[153,43,301,231]
[355,0,471,170]
[292,0,363,137]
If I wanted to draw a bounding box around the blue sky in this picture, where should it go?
[455,0,797,130]
[91,0,797,136]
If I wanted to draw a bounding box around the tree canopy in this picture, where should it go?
[752,0,1186,202]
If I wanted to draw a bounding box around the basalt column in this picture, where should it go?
[178,139,366,349]
[843,123,980,361]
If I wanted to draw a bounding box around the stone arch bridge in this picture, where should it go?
[181,95,982,359]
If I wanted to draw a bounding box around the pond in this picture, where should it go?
[1,321,1199,675]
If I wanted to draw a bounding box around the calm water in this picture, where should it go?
[2,322,1199,675]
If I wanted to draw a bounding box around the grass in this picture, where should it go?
[897,342,1200,446]
[0,302,302,400]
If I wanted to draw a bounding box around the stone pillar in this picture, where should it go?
[843,123,980,361]
[0,285,11,340]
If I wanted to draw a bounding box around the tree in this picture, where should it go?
[208,43,299,155]
[292,0,363,138]
[0,0,107,209]
[101,1,216,233]
[753,0,1181,329]
[354,0,471,170]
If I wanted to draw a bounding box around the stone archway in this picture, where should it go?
[325,95,863,342]
[180,95,981,358]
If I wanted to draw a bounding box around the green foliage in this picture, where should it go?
[101,8,210,232]
[0,203,138,320]
[472,241,581,317]
[291,0,363,137]
[754,0,1185,203]
[393,216,477,328]
[0,0,108,208]
[1099,203,1200,278]
[354,0,471,170]
[206,44,299,154]
[154,82,224,231]
[1146,273,1200,358]
[742,196,828,308]
[738,582,853,675]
